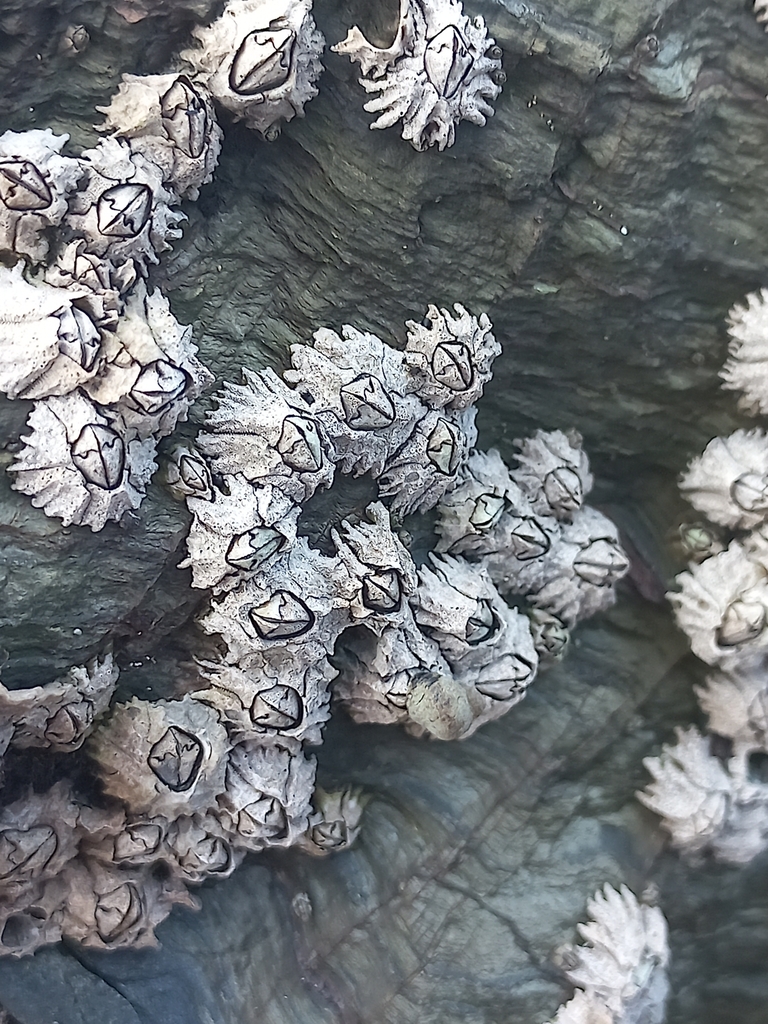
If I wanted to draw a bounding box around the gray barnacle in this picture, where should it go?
[0,129,82,263]
[0,872,70,958]
[180,0,325,138]
[88,695,231,819]
[97,73,223,201]
[679,429,768,530]
[528,608,570,662]
[510,429,594,521]
[0,783,84,894]
[181,475,299,592]
[296,786,369,857]
[59,23,90,55]
[403,303,500,410]
[9,391,157,531]
[332,0,503,152]
[198,367,335,504]
[162,813,245,883]
[162,443,214,502]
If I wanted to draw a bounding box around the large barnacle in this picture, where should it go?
[680,429,768,530]
[510,429,594,521]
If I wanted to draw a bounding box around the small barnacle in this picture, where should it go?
[510,429,593,521]
[180,0,325,138]
[64,137,184,270]
[162,813,245,883]
[97,73,223,200]
[670,540,768,665]
[679,429,768,530]
[377,407,477,515]
[218,737,316,851]
[59,23,90,54]
[403,303,500,409]
[0,129,82,263]
[88,696,230,819]
[673,520,725,564]
[296,786,369,856]
[162,443,214,502]
[333,0,503,152]
[0,873,68,957]
[286,324,426,477]
[44,239,135,332]
[9,391,157,531]
[527,608,570,661]
[198,368,335,504]
[181,475,299,591]
[721,288,768,416]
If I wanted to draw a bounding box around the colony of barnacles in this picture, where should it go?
[640,287,768,864]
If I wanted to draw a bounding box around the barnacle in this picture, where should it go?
[757,0,768,28]
[333,0,503,152]
[162,443,214,502]
[44,239,135,332]
[161,813,245,883]
[297,786,368,856]
[721,288,768,416]
[180,0,325,138]
[527,608,570,662]
[510,429,593,521]
[695,661,768,752]
[9,391,157,531]
[679,429,768,530]
[0,129,82,263]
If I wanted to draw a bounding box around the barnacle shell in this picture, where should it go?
[721,288,768,416]
[97,73,222,200]
[377,407,477,515]
[679,429,768,530]
[404,304,500,410]
[0,263,103,400]
[182,475,299,591]
[162,443,214,502]
[181,0,325,138]
[9,392,157,531]
[297,786,368,856]
[84,282,212,439]
[0,129,81,263]
[0,784,84,894]
[528,608,570,662]
[64,137,184,269]
[669,540,768,665]
[89,696,230,819]
[1,653,118,752]
[695,661,768,751]
[162,813,245,883]
[218,737,316,851]
[44,239,134,333]
[286,325,425,477]
[198,368,335,504]
[757,0,768,28]
[200,538,355,661]
[194,651,334,746]
[510,429,593,521]
[333,0,503,152]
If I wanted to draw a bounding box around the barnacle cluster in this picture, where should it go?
[641,288,768,864]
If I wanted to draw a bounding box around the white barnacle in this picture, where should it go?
[333,0,503,152]
[0,129,82,263]
[286,324,426,477]
[296,786,369,857]
[0,263,104,401]
[198,367,335,504]
[88,695,230,819]
[64,137,184,270]
[695,660,768,752]
[679,429,768,530]
[162,443,214,502]
[403,303,500,410]
[377,406,477,515]
[218,737,316,851]
[9,391,157,531]
[510,429,593,521]
[97,73,223,200]
[757,0,768,28]
[182,475,299,591]
[0,653,118,753]
[180,0,325,138]
[670,540,768,665]
[721,288,768,416]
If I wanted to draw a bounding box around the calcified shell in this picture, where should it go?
[84,282,212,439]
[9,392,157,531]
[218,737,316,851]
[547,989,613,1024]
[511,429,593,521]
[378,407,477,515]
[286,324,426,477]
[332,502,418,631]
[721,288,768,416]
[638,726,734,853]
[1,653,118,752]
[0,873,69,957]
[669,540,768,665]
[199,368,335,503]
[200,538,355,661]
[757,0,768,27]
[97,73,222,200]
[0,129,82,263]
[550,885,669,1024]
[194,650,334,746]
[695,661,768,750]
[64,137,184,269]
[528,608,570,661]
[181,0,325,138]
[404,304,500,410]
[163,443,214,502]
[679,429,768,530]
[162,813,245,883]
[297,786,368,856]
[44,239,134,333]
[182,475,299,591]
[0,263,103,401]
[333,0,503,152]
[89,696,230,819]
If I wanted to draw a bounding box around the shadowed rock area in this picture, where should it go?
[0,0,766,1020]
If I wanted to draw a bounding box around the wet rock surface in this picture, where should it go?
[0,0,766,1020]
